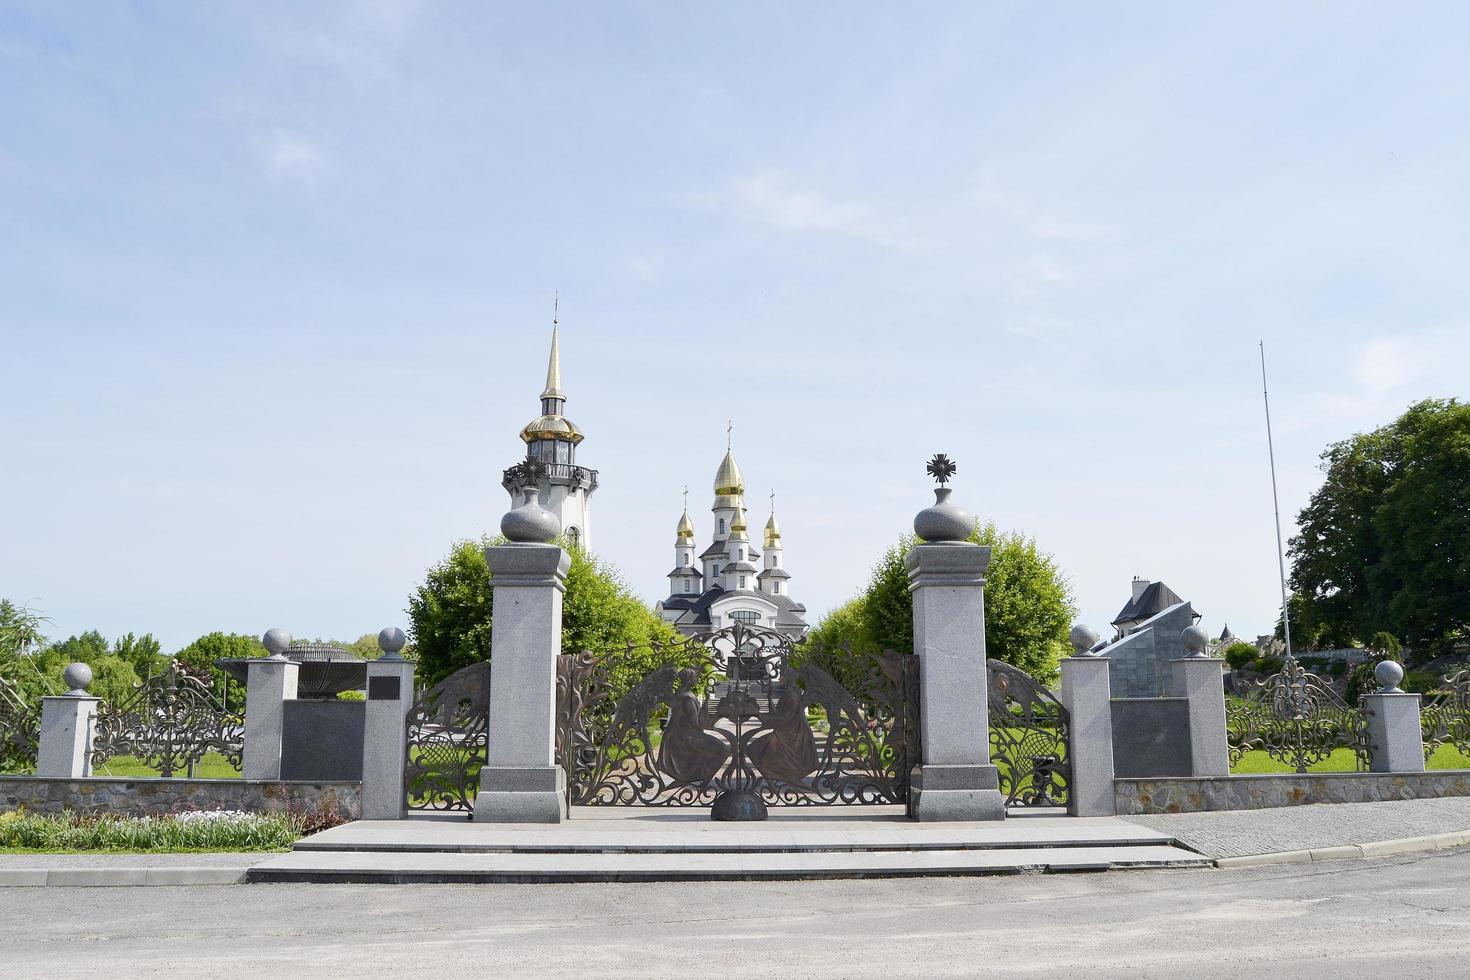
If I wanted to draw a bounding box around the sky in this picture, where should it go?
[3,2,1469,653]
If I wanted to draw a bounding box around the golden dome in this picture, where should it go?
[676,509,695,540]
[520,414,585,444]
[713,449,744,497]
[764,512,781,549]
[729,502,749,534]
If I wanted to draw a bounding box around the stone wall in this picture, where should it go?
[1116,771,1470,814]
[0,776,361,820]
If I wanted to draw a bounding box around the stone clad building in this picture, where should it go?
[655,447,809,639]
[1100,576,1202,697]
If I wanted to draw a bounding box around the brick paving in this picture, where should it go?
[1125,797,1470,858]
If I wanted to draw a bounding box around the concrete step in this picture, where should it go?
[247,844,1210,884]
[287,814,1186,856]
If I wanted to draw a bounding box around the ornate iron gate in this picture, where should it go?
[987,660,1071,807]
[405,662,490,812]
[91,662,243,778]
[559,624,919,807]
[1226,657,1369,773]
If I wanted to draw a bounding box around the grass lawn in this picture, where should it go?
[1232,742,1470,774]
[91,752,242,780]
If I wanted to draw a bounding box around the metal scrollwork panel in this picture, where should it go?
[0,676,40,774]
[91,661,243,778]
[1422,669,1470,761]
[1226,657,1369,773]
[405,662,491,811]
[565,624,919,807]
[986,660,1070,807]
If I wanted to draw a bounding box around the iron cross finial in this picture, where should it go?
[926,454,957,486]
[726,419,733,451]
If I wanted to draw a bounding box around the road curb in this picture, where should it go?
[0,867,249,887]
[1215,830,1470,869]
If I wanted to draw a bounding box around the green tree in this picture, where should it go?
[48,630,110,664]
[1289,398,1470,657]
[0,600,50,658]
[111,632,164,678]
[811,523,1075,681]
[407,537,679,691]
[173,632,267,711]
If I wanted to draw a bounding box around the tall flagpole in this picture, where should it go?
[1260,341,1294,661]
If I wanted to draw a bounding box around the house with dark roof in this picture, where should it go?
[1101,577,1204,697]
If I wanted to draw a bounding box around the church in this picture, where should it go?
[501,322,807,639]
[654,446,810,640]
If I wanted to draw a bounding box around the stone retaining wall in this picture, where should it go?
[1117,771,1470,814]
[0,776,361,821]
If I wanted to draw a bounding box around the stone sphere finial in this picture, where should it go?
[1181,623,1210,657]
[378,626,407,660]
[1375,659,1405,694]
[62,662,93,695]
[262,627,292,660]
[501,486,562,544]
[1069,623,1100,655]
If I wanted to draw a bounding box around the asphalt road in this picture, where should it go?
[5,851,1470,978]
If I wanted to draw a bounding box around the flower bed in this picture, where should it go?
[0,803,347,853]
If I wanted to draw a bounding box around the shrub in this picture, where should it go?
[1254,656,1285,675]
[1368,631,1403,659]
[1223,642,1259,671]
[1404,670,1441,695]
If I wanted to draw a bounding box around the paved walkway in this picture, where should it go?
[4,851,1470,978]
[1124,797,1470,858]
[8,798,1470,884]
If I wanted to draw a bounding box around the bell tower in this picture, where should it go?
[502,307,599,549]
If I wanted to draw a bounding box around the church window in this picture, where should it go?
[731,610,759,624]
[567,526,580,547]
[719,519,726,534]
[740,575,747,589]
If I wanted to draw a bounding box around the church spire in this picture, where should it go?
[540,299,565,401]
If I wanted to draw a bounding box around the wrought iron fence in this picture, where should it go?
[404,662,491,812]
[559,624,919,807]
[1226,656,1370,773]
[986,660,1070,807]
[1422,669,1470,761]
[0,675,40,774]
[91,661,244,778]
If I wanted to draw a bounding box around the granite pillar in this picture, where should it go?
[242,657,299,781]
[1060,654,1115,816]
[361,628,416,820]
[473,543,570,823]
[37,694,100,778]
[1169,657,1229,777]
[1364,694,1426,773]
[904,541,1005,821]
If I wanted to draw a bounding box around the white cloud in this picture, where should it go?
[1353,336,1426,392]
[627,254,664,283]
[718,171,919,248]
[260,129,328,184]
